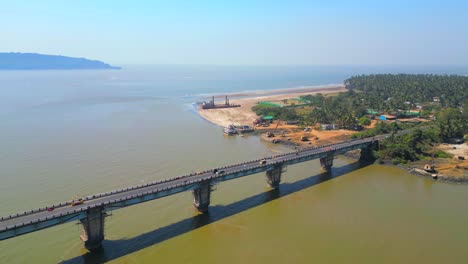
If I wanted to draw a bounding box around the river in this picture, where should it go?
[0,66,467,263]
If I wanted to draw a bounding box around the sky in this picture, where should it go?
[1,0,468,65]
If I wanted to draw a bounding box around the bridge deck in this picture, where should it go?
[0,137,380,240]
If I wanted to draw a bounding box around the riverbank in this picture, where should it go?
[346,151,468,184]
[198,84,346,128]
[407,143,468,184]
[197,85,468,183]
[198,84,360,145]
[408,167,468,184]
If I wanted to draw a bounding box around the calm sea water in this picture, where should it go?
[0,65,467,263]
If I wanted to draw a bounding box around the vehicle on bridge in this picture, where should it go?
[71,198,84,206]
[0,134,391,249]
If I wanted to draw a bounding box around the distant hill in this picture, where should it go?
[0,53,121,70]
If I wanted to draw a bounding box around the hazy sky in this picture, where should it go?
[2,0,468,65]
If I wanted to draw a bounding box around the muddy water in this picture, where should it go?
[0,68,467,263]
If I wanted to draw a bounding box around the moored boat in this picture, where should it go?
[223,124,238,135]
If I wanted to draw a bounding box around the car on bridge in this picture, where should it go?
[259,159,267,165]
[216,170,225,175]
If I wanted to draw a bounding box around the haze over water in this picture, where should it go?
[0,65,467,263]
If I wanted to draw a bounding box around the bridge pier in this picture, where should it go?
[320,154,334,171]
[193,181,212,213]
[360,141,378,162]
[266,163,283,188]
[80,207,105,251]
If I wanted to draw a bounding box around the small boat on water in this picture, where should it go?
[223,124,238,135]
[237,125,254,133]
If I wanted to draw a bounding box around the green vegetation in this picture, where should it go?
[359,116,371,126]
[434,150,450,158]
[345,74,468,110]
[299,91,365,129]
[251,74,467,165]
[346,77,468,165]
[351,122,405,139]
[258,101,283,108]
[373,124,460,165]
[379,128,435,164]
[251,104,299,121]
[436,108,467,142]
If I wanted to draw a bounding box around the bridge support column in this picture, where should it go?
[360,142,378,162]
[320,154,334,171]
[80,207,105,250]
[193,181,211,213]
[266,163,283,188]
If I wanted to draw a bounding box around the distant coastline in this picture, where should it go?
[0,52,121,70]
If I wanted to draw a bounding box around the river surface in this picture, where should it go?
[0,66,467,263]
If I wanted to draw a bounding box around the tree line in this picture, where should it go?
[345,74,468,111]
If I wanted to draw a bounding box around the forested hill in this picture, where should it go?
[0,53,121,70]
[344,74,468,108]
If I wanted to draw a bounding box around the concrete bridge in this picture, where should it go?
[0,136,381,250]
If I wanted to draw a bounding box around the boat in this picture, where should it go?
[223,124,238,135]
[237,125,254,133]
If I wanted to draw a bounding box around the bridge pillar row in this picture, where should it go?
[266,163,284,188]
[320,154,334,171]
[80,207,105,251]
[193,181,212,213]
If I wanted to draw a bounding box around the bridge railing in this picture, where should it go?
[0,200,76,222]
[0,138,378,224]
[1,178,213,233]
[0,204,89,233]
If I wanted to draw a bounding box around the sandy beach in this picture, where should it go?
[198,84,346,127]
[197,84,362,146]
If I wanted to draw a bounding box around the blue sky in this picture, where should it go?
[2,0,468,65]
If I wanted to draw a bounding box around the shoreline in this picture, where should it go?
[196,84,467,184]
[407,166,468,184]
[208,84,345,99]
[338,150,468,184]
[197,84,346,128]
